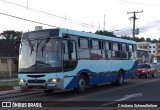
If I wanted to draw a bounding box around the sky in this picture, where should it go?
[0,0,160,40]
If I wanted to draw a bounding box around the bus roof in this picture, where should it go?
[25,28,136,44]
[59,28,136,44]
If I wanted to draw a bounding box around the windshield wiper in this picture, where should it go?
[41,37,50,56]
[28,39,34,56]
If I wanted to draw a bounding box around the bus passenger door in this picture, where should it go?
[63,40,78,89]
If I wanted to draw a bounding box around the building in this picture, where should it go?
[137,42,150,50]
[137,41,160,63]
[0,40,18,78]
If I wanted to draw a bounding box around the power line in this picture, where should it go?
[121,0,160,6]
[0,0,99,29]
[0,12,58,28]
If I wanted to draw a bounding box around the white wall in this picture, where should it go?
[0,58,18,77]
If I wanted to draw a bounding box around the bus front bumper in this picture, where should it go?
[19,79,61,90]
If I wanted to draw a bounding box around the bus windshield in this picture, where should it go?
[19,37,62,73]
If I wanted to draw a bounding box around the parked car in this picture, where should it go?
[137,63,156,78]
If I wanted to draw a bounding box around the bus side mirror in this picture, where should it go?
[68,41,74,53]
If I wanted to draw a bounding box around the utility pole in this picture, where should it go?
[127,10,143,38]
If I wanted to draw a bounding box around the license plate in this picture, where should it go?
[47,83,55,87]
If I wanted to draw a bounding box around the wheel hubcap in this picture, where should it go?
[120,75,123,83]
[79,79,85,89]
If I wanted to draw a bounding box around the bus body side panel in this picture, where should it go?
[64,60,113,89]
[124,60,138,79]
[111,60,138,80]
[64,60,137,89]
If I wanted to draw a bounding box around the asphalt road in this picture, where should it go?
[1,73,160,110]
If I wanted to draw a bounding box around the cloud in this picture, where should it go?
[140,20,160,33]
[117,20,160,39]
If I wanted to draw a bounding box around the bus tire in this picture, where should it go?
[115,71,124,86]
[74,75,87,93]
[43,90,54,93]
[110,81,116,86]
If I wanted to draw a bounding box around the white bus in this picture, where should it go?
[18,28,138,93]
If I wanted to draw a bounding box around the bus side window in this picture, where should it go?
[63,40,77,71]
[105,41,112,59]
[63,43,65,54]
[90,39,102,59]
[63,41,69,60]
[78,38,90,59]
[64,40,76,60]
[128,45,134,59]
[133,45,137,58]
[102,41,105,58]
[121,43,127,59]
[112,42,121,59]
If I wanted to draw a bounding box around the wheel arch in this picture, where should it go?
[119,68,125,77]
[78,72,89,86]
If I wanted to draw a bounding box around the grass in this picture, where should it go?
[0,81,19,88]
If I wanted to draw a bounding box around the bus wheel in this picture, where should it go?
[110,81,116,86]
[116,71,124,86]
[74,75,86,93]
[43,90,54,94]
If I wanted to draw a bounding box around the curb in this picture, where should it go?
[0,86,20,95]
[0,86,35,96]
[0,78,19,95]
[0,89,20,95]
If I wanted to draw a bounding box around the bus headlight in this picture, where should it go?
[19,79,26,83]
[48,78,60,83]
[52,79,57,82]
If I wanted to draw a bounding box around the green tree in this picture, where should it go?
[95,30,117,37]
[132,37,140,42]
[146,38,151,42]
[159,38,160,43]
[152,39,158,43]
[140,37,145,42]
[0,30,23,41]
[121,36,133,40]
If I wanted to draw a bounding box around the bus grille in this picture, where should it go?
[28,80,46,83]
[27,75,45,78]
